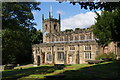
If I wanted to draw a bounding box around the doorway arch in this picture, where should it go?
[37,56,40,66]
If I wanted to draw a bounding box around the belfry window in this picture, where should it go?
[54,24,57,31]
[45,24,47,30]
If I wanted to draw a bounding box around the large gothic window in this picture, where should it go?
[84,52,91,59]
[57,52,64,61]
[47,53,52,61]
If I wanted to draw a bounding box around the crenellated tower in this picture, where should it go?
[42,6,61,43]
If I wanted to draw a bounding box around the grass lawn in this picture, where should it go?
[2,60,120,80]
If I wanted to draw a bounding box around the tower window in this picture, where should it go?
[45,24,47,30]
[54,24,57,31]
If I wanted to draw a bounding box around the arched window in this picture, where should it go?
[45,24,47,30]
[57,52,64,61]
[47,53,52,61]
[54,24,57,31]
[84,52,91,59]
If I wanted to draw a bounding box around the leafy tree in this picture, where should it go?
[2,2,40,65]
[63,1,120,52]
[93,10,120,52]
[2,2,40,29]
[29,27,43,44]
[59,1,120,11]
[2,29,32,64]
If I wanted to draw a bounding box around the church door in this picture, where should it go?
[37,56,40,66]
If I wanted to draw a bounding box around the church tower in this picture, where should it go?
[42,6,61,43]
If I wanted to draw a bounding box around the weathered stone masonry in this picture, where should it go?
[32,10,119,65]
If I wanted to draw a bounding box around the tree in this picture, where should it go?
[2,2,40,29]
[2,2,40,65]
[59,1,120,11]
[63,1,120,52]
[2,29,32,64]
[29,27,43,44]
[93,10,120,52]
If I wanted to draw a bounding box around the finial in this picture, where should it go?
[42,14,44,21]
[49,5,52,18]
[58,13,61,20]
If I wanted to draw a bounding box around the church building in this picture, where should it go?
[32,9,120,65]
[32,9,99,65]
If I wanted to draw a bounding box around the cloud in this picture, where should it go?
[61,11,101,31]
[56,10,64,15]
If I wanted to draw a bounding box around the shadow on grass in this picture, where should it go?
[2,65,65,80]
[44,60,120,80]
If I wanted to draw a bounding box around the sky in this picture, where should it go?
[32,2,101,31]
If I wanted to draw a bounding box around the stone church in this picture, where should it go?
[32,10,120,65]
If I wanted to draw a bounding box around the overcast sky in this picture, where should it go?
[32,2,101,31]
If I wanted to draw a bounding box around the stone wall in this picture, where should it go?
[32,40,98,65]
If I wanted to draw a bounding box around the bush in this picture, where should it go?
[108,52,117,60]
[96,52,117,61]
[95,53,108,60]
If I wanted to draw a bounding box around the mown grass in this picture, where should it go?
[2,60,120,80]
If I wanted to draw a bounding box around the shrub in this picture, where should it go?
[96,52,117,61]
[108,52,117,60]
[95,53,109,60]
